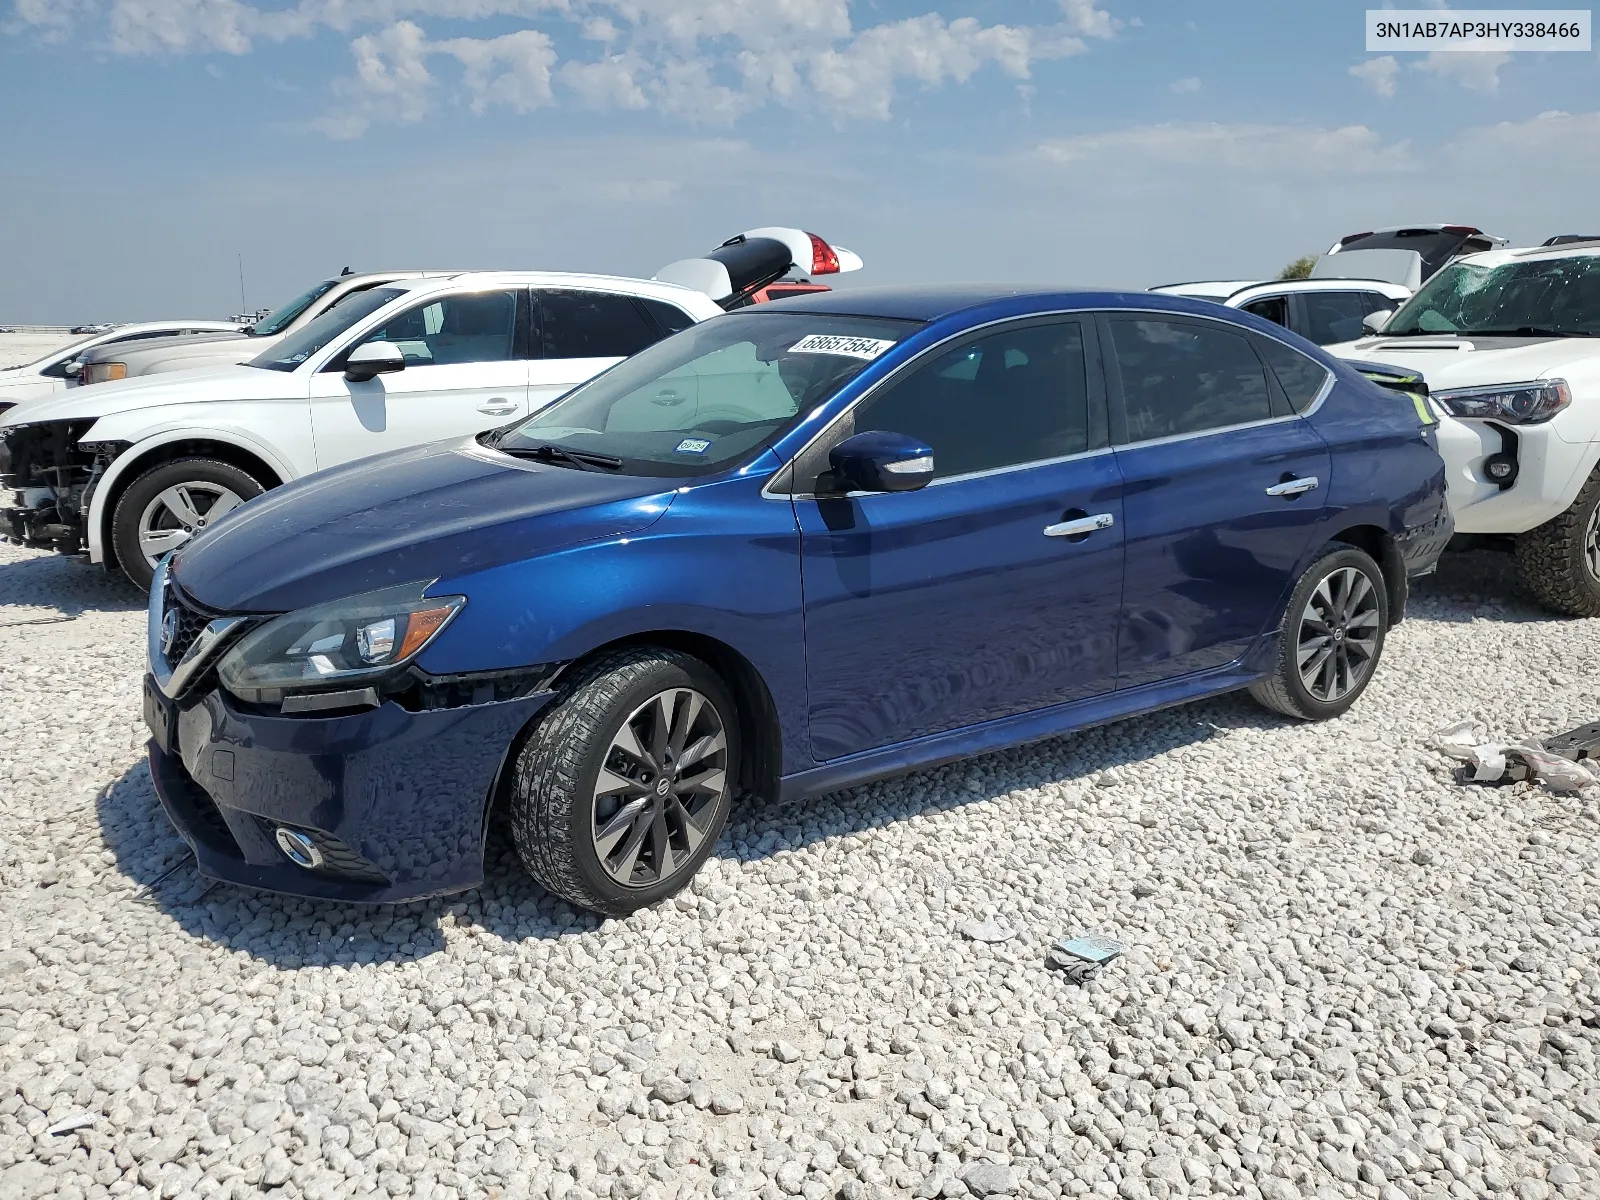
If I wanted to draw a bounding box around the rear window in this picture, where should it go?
[1253,337,1330,413]
[1335,230,1484,280]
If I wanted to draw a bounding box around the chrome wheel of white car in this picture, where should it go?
[111,458,267,591]
[137,483,244,566]
[1584,504,1600,582]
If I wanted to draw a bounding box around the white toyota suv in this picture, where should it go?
[0,229,861,587]
[1327,240,1600,615]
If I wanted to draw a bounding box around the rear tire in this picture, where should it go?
[1249,544,1389,721]
[111,458,265,590]
[511,648,739,917]
[1513,469,1600,617]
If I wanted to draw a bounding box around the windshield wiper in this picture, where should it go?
[498,442,624,472]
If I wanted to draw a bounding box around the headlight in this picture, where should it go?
[1433,379,1570,425]
[216,582,464,704]
[86,363,127,384]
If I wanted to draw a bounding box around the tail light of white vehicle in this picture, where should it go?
[1433,379,1571,425]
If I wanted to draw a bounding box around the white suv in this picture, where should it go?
[1327,240,1600,614]
[1149,277,1413,346]
[0,229,861,586]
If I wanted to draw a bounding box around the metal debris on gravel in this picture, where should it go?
[2,537,1599,1200]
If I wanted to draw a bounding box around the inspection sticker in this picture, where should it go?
[789,334,896,360]
[674,437,712,454]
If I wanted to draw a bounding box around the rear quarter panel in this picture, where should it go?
[1307,371,1451,566]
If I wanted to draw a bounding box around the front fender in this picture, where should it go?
[83,424,302,565]
[420,471,813,774]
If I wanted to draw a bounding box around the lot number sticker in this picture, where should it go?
[789,334,897,360]
[674,437,712,454]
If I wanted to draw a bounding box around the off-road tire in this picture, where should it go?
[1513,469,1600,617]
[1249,544,1389,721]
[111,458,266,591]
[511,647,739,917]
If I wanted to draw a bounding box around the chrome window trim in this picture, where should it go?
[762,304,1336,500]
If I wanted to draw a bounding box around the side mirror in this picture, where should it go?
[63,360,83,378]
[344,341,406,382]
[827,430,934,494]
[1362,309,1393,336]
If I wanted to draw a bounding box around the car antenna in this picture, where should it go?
[341,266,353,276]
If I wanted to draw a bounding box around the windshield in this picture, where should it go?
[249,279,339,337]
[247,288,406,371]
[1383,255,1600,337]
[14,334,94,371]
[491,312,922,477]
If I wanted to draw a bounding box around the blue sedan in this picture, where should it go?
[143,286,1451,913]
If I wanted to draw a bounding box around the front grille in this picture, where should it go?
[163,583,220,667]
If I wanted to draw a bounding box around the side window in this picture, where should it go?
[1253,336,1331,414]
[539,290,662,359]
[1241,296,1288,328]
[1298,291,1370,346]
[1360,292,1397,316]
[1109,318,1272,442]
[849,320,1090,480]
[639,297,697,337]
[359,290,517,366]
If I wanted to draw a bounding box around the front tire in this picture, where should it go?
[1514,468,1600,617]
[111,458,265,590]
[1249,544,1389,721]
[511,648,739,917]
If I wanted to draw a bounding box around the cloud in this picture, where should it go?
[17,0,1118,133]
[1416,49,1510,93]
[1349,55,1398,99]
[1034,121,1412,177]
[1169,76,1200,94]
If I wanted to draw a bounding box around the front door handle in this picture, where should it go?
[1265,476,1320,498]
[478,400,518,416]
[1044,512,1115,538]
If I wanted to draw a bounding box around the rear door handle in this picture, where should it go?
[1265,476,1320,498]
[1044,513,1115,538]
[478,400,518,416]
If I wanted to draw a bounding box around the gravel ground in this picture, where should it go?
[0,332,84,369]
[1,533,1598,1200]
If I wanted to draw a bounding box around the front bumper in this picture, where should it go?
[146,679,555,903]
[1435,416,1595,535]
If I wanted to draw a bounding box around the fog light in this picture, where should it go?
[1483,453,1517,487]
[275,827,324,869]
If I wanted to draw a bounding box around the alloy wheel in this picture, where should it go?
[136,483,243,567]
[1296,565,1381,703]
[591,687,728,889]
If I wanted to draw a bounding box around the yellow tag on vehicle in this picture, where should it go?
[1412,394,1437,426]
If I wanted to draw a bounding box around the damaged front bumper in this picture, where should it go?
[0,420,120,556]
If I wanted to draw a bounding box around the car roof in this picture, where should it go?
[1456,241,1600,269]
[1148,280,1260,298]
[1224,279,1412,302]
[754,283,1237,323]
[378,270,718,305]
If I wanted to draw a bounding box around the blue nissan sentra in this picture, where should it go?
[143,286,1451,914]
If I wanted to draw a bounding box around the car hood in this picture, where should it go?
[0,364,290,427]
[171,438,678,613]
[80,330,253,364]
[1325,334,1599,389]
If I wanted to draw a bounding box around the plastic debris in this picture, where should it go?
[1428,720,1600,793]
[47,1112,97,1136]
[1046,933,1125,983]
[959,918,1016,944]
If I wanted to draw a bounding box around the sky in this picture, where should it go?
[1,1,1598,323]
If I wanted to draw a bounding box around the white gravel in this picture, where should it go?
[0,332,84,370]
[1,535,1598,1200]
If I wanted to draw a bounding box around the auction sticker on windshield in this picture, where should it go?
[674,438,712,454]
[789,334,897,360]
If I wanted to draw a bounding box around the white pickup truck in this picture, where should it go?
[1327,239,1600,615]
